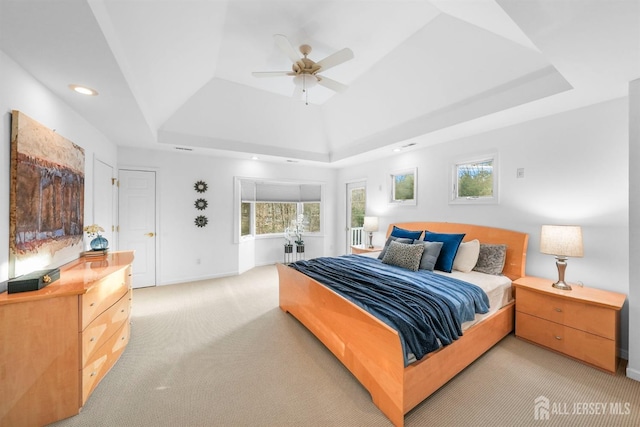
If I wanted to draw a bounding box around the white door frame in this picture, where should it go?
[118,166,160,287]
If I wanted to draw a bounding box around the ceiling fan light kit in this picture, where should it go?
[252,34,353,105]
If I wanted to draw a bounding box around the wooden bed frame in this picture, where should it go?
[277,222,528,426]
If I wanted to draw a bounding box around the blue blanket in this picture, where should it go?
[289,255,490,366]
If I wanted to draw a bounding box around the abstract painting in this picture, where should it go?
[9,110,85,277]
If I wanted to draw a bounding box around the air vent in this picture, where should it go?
[175,147,193,151]
[286,159,299,163]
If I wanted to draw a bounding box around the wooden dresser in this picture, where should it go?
[513,276,626,374]
[0,251,134,427]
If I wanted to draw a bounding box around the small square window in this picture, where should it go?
[390,168,417,205]
[451,154,498,204]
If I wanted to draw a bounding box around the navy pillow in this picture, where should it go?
[424,231,466,273]
[390,226,422,240]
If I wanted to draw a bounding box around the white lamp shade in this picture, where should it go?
[363,216,379,232]
[540,225,584,257]
[293,74,318,89]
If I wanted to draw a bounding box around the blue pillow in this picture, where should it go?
[390,226,422,240]
[424,231,466,273]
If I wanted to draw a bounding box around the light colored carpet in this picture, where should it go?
[50,265,640,426]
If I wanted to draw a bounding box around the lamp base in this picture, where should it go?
[367,232,374,249]
[552,280,572,291]
[552,256,571,290]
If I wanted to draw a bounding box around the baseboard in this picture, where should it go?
[620,348,629,360]
[626,366,640,382]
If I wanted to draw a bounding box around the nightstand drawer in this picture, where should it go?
[516,312,617,373]
[516,288,616,340]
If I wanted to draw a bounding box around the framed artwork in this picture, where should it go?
[390,167,417,205]
[9,110,85,277]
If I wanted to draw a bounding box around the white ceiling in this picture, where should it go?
[1,0,638,167]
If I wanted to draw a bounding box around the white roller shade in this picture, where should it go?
[240,180,256,202]
[241,180,321,203]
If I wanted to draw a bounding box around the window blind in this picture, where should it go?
[240,180,321,202]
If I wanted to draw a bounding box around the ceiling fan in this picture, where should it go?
[252,34,354,103]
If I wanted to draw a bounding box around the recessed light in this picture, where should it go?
[251,156,259,160]
[392,148,402,152]
[68,84,98,96]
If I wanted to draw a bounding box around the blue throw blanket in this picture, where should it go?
[289,255,490,366]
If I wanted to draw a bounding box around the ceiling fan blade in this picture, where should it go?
[273,34,301,64]
[252,71,295,78]
[316,48,354,72]
[317,76,348,93]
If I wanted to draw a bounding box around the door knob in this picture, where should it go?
[145,232,155,237]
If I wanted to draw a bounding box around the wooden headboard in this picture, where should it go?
[386,222,529,280]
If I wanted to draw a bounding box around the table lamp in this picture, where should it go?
[540,225,583,290]
[363,216,379,249]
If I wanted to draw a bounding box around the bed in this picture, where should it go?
[277,222,528,426]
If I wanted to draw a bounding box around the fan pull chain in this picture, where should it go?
[303,75,309,105]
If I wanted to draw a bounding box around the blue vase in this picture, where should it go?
[90,236,109,250]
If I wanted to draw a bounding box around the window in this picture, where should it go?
[350,187,366,228]
[451,154,498,204]
[390,168,417,205]
[255,202,297,234]
[240,202,251,236]
[237,179,322,238]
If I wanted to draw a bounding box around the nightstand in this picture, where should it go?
[351,245,382,255]
[513,276,626,373]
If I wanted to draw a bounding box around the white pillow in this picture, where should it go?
[452,239,480,273]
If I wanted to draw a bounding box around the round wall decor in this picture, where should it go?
[194,215,208,227]
[194,180,208,193]
[195,198,208,210]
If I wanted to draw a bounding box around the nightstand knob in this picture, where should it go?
[554,307,562,312]
[555,335,563,340]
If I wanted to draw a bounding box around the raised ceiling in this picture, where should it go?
[0,0,638,166]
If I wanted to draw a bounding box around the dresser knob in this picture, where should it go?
[554,307,562,312]
[555,335,563,340]
[90,337,95,342]
[90,302,95,307]
[121,309,125,313]
[90,371,97,377]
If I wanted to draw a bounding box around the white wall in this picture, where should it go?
[0,50,118,281]
[336,97,630,356]
[117,147,337,284]
[628,79,640,380]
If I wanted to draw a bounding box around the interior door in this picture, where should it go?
[346,181,366,253]
[118,169,157,288]
[93,159,116,248]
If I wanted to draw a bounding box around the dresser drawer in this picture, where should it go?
[81,268,129,330]
[81,289,132,367]
[516,312,617,373]
[516,288,616,340]
[81,320,130,404]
